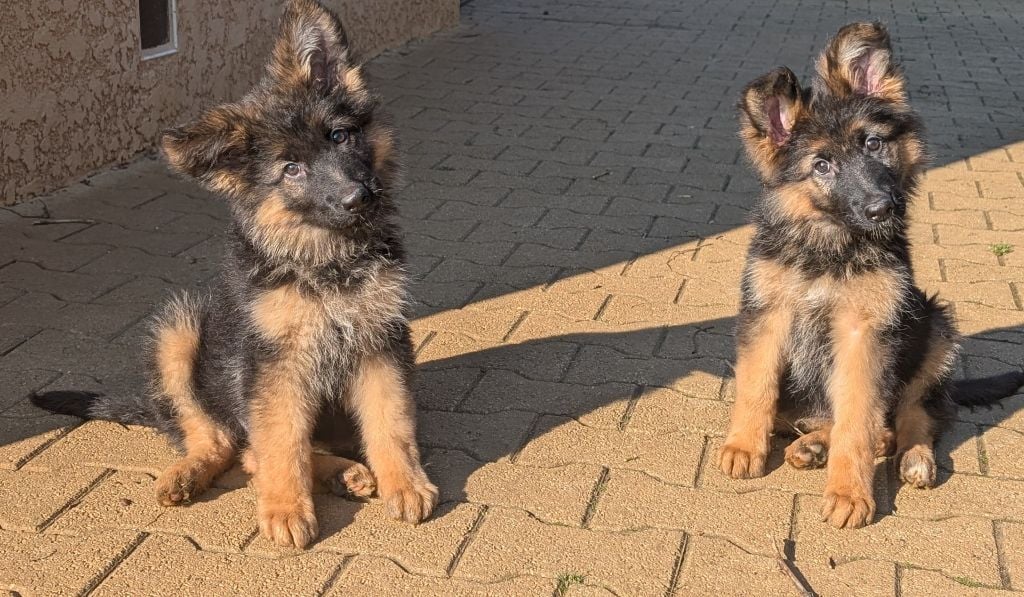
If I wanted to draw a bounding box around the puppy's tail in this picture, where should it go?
[951,371,1024,408]
[31,293,205,428]
[30,390,157,426]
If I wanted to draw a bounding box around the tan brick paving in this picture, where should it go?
[2,0,1024,593]
[329,557,556,596]
[676,536,896,597]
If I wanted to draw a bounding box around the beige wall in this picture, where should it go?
[0,0,458,205]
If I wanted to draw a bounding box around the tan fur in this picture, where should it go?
[241,447,375,498]
[252,193,337,264]
[816,22,907,106]
[343,66,365,93]
[349,355,438,523]
[311,452,376,497]
[720,260,798,478]
[366,122,397,180]
[248,285,327,548]
[152,302,236,505]
[270,0,350,88]
[783,417,896,470]
[893,326,956,488]
[776,180,823,220]
[820,271,903,528]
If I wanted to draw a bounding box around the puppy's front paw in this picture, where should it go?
[259,500,318,548]
[899,446,936,489]
[821,489,874,529]
[330,463,377,498]
[719,440,768,479]
[380,472,438,524]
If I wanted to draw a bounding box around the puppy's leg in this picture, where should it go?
[894,402,938,488]
[821,310,886,529]
[245,447,376,498]
[350,355,438,523]
[151,299,235,506]
[894,326,955,489]
[312,453,376,498]
[720,306,793,478]
[249,365,318,548]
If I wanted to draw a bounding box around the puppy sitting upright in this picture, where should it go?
[32,0,437,548]
[719,22,1023,529]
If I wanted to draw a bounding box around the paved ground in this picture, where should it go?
[2,0,1024,595]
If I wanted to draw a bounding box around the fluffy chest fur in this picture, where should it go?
[743,257,909,402]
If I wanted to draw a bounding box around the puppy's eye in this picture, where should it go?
[283,163,302,177]
[330,128,351,144]
[865,136,883,152]
[813,159,831,175]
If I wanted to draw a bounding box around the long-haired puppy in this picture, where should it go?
[32,0,437,548]
[718,22,1024,529]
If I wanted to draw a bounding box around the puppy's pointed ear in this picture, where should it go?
[739,67,803,181]
[268,0,366,94]
[161,105,252,195]
[815,22,906,104]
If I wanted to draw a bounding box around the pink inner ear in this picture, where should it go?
[853,49,884,95]
[766,96,792,146]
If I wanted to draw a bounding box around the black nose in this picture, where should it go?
[339,185,370,212]
[864,196,895,222]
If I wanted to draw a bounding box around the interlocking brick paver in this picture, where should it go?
[0,529,143,596]
[900,568,1008,596]
[429,449,602,525]
[516,416,705,485]
[590,469,791,555]
[0,467,105,530]
[3,0,1024,592]
[979,426,1024,479]
[459,369,630,428]
[330,556,556,595]
[249,501,482,576]
[1004,522,1024,591]
[92,534,342,596]
[676,536,896,597]
[893,473,1024,520]
[0,411,77,471]
[27,421,176,475]
[418,409,535,462]
[48,471,258,551]
[794,495,1002,587]
[456,507,682,596]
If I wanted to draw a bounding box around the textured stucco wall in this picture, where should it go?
[0,0,458,205]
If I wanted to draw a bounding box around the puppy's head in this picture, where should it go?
[739,23,926,236]
[161,0,399,259]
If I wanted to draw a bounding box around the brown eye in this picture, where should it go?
[865,136,882,151]
[813,159,831,175]
[283,162,301,177]
[330,128,350,144]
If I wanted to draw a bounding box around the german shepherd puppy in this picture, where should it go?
[719,22,1024,529]
[31,0,437,548]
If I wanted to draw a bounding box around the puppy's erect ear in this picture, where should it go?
[739,67,804,181]
[815,22,906,104]
[268,0,366,94]
[161,105,252,195]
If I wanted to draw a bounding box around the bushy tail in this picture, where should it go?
[951,371,1024,408]
[30,390,157,426]
[30,292,205,428]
